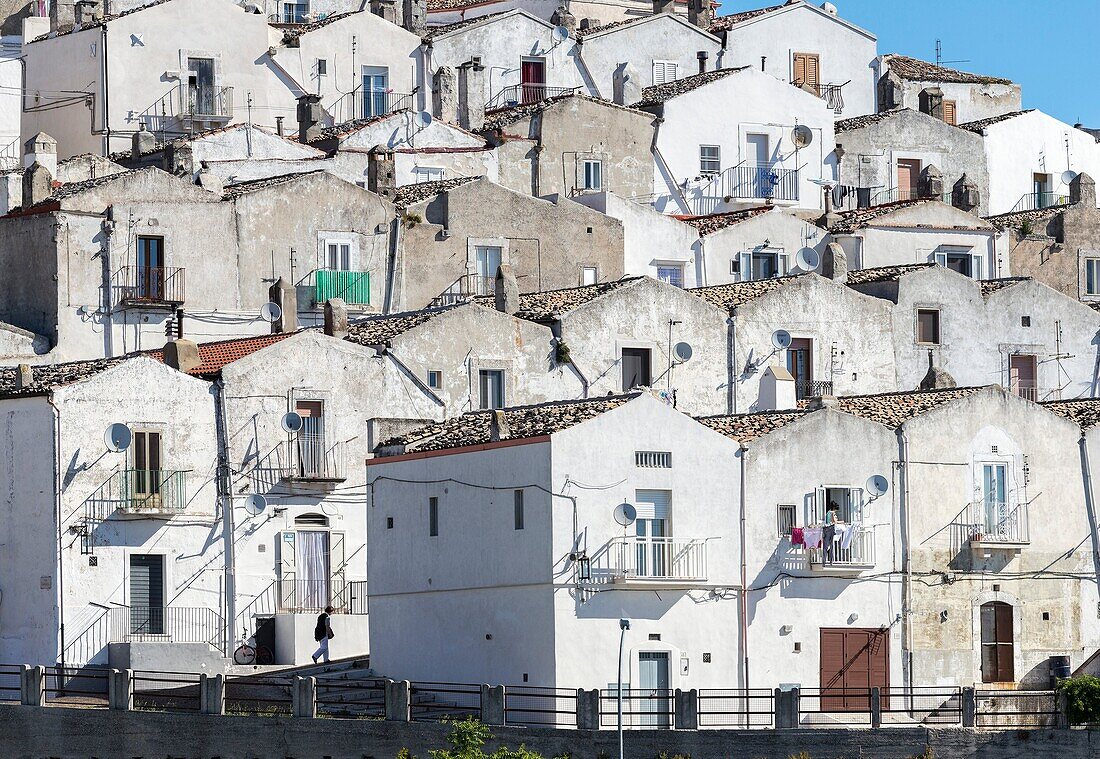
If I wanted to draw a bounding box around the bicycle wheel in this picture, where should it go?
[234,644,257,665]
[255,646,275,665]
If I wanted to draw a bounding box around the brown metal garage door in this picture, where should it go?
[820,628,889,711]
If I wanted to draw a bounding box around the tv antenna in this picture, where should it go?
[934,39,969,68]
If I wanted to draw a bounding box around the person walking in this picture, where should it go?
[312,605,334,664]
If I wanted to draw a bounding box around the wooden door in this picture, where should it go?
[820,628,889,712]
[897,159,921,200]
[980,602,1014,683]
[786,338,813,398]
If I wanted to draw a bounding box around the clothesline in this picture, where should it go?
[790,523,861,550]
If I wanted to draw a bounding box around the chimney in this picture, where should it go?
[917,164,943,199]
[758,365,796,410]
[824,242,847,283]
[23,162,53,207]
[494,264,520,314]
[951,173,980,213]
[578,17,602,30]
[164,339,201,374]
[696,50,708,74]
[489,409,510,441]
[324,298,349,339]
[919,349,956,391]
[819,184,842,229]
[550,3,576,32]
[687,0,709,27]
[131,124,156,159]
[14,364,33,390]
[432,65,458,122]
[24,131,57,177]
[876,71,903,112]
[457,60,485,131]
[269,277,298,334]
[296,93,323,145]
[370,0,399,23]
[275,116,285,137]
[1070,172,1096,207]
[612,63,640,106]
[367,147,397,202]
[402,0,426,34]
[918,87,944,120]
[652,0,673,13]
[73,0,100,25]
[196,162,224,194]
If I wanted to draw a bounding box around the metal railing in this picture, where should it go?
[113,266,186,306]
[0,136,19,172]
[316,678,386,718]
[485,84,579,110]
[431,273,494,307]
[108,606,226,653]
[410,681,481,721]
[1010,380,1044,402]
[326,87,413,125]
[181,84,234,121]
[692,163,800,213]
[314,269,371,306]
[0,664,19,701]
[133,670,203,711]
[334,579,368,615]
[964,500,1030,545]
[224,673,294,715]
[599,688,675,729]
[798,686,963,727]
[276,576,362,613]
[792,80,848,114]
[807,525,875,568]
[284,435,346,481]
[504,686,578,727]
[83,469,189,524]
[796,379,834,400]
[591,537,709,583]
[698,688,775,728]
[1010,192,1071,213]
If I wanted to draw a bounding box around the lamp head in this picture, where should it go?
[619,618,630,630]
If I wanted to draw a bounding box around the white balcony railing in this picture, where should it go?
[591,537,709,584]
[966,501,1030,546]
[807,525,875,569]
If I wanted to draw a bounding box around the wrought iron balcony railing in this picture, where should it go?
[485,84,579,110]
[113,266,186,306]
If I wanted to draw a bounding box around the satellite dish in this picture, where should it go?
[1061,170,1078,185]
[791,124,814,148]
[104,422,133,453]
[771,329,793,351]
[260,302,282,323]
[413,110,433,129]
[613,502,637,527]
[244,494,268,516]
[866,475,889,498]
[280,411,304,433]
[673,342,693,363]
[796,247,820,271]
[551,25,569,43]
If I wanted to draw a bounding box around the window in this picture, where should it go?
[186,57,216,115]
[427,370,442,389]
[413,166,445,183]
[514,489,524,530]
[283,1,308,21]
[136,236,166,300]
[897,158,921,200]
[386,516,394,529]
[1086,259,1100,296]
[792,52,820,96]
[429,497,438,537]
[980,601,1014,683]
[474,245,502,295]
[1021,316,1031,327]
[317,59,328,77]
[653,60,678,85]
[325,241,351,271]
[734,250,788,281]
[656,264,684,288]
[582,160,602,191]
[362,66,390,119]
[934,248,982,279]
[634,490,671,579]
[777,504,796,538]
[132,429,163,499]
[621,348,652,390]
[699,145,720,176]
[581,266,598,285]
[294,400,327,478]
[916,309,940,344]
[478,369,505,410]
[943,99,957,125]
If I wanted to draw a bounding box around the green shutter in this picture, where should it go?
[315,270,371,306]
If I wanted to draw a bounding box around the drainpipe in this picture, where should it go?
[739,443,749,689]
[896,424,912,695]
[213,378,236,653]
[729,306,739,415]
[100,25,110,154]
[1079,434,1100,584]
[48,396,66,670]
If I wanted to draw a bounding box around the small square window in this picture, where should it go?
[648,633,661,641]
[1042,611,1050,621]
[916,308,940,345]
[582,266,598,285]
[429,497,438,537]
[386,517,394,529]
[514,489,524,530]
[427,370,443,389]
[777,504,795,538]
[1021,316,1031,327]
[586,227,593,234]
[657,264,684,288]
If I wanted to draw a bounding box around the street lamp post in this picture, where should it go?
[618,618,630,759]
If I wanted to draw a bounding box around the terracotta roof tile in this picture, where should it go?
[279,11,360,43]
[482,93,649,133]
[1045,399,1100,430]
[881,54,1014,86]
[978,277,1029,297]
[0,356,132,399]
[707,1,789,32]
[844,263,936,285]
[984,203,1074,231]
[222,170,326,199]
[673,206,772,236]
[834,108,916,133]
[688,274,808,310]
[344,307,453,345]
[829,198,937,233]
[634,66,749,108]
[393,176,481,207]
[421,9,509,38]
[482,277,644,321]
[28,0,173,41]
[145,332,297,376]
[835,386,985,428]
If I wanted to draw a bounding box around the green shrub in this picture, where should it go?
[1057,675,1100,724]
[426,717,545,759]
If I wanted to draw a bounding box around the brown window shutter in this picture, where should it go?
[806,55,820,95]
[943,100,957,125]
[793,54,806,87]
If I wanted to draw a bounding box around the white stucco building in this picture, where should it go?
[875,54,1022,127]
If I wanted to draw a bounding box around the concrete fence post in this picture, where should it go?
[20,665,44,707]
[772,688,786,728]
[1056,690,1069,729]
[576,688,600,730]
[480,684,506,725]
[108,669,133,711]
[791,687,800,728]
[674,688,698,730]
[293,676,316,718]
[870,687,882,729]
[961,687,976,728]
[200,673,225,715]
[385,679,411,722]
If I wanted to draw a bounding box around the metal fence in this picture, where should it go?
[504,686,578,727]
[224,673,294,715]
[316,678,386,718]
[42,665,110,706]
[0,664,19,701]
[108,606,226,654]
[410,681,482,721]
[698,688,774,728]
[599,688,675,729]
[114,266,186,306]
[881,687,963,726]
[133,670,203,712]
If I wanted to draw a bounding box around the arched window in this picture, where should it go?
[980,602,1014,683]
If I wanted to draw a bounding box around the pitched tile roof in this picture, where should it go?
[279,11,360,43]
[835,387,985,428]
[959,110,1034,134]
[487,277,644,321]
[421,9,509,39]
[426,0,501,10]
[482,93,649,133]
[393,176,481,207]
[829,198,937,233]
[696,409,808,442]
[707,1,789,32]
[673,206,772,235]
[984,204,1073,231]
[221,169,326,198]
[14,168,148,212]
[978,277,1029,297]
[344,307,453,346]
[688,274,808,310]
[311,113,400,142]
[1045,399,1100,430]
[881,54,1014,86]
[0,356,132,399]
[145,332,297,376]
[834,108,916,133]
[844,263,935,285]
[634,66,749,108]
[28,0,173,41]
[378,394,638,453]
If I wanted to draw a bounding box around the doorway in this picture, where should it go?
[819,628,889,711]
[362,66,390,118]
[981,463,1008,536]
[634,489,670,578]
[136,236,165,300]
[1008,354,1037,401]
[186,58,215,116]
[897,159,921,200]
[786,338,813,399]
[980,602,1014,683]
[295,400,325,477]
[474,245,502,295]
[621,348,652,390]
[129,554,166,636]
[520,58,545,104]
[638,652,671,727]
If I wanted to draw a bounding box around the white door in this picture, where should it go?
[982,463,1008,536]
[362,66,389,118]
[474,246,502,295]
[746,133,770,166]
[295,530,331,610]
[638,652,671,728]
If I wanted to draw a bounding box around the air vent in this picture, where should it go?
[635,451,672,468]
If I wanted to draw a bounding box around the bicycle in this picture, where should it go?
[233,627,274,665]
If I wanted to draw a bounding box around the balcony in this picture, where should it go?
[283,436,346,483]
[277,577,368,615]
[113,266,186,307]
[314,269,371,307]
[1010,191,1070,214]
[588,536,710,587]
[108,606,226,653]
[485,84,579,111]
[807,525,875,574]
[792,80,849,115]
[691,163,800,214]
[326,87,413,126]
[796,380,834,401]
[179,84,234,124]
[431,273,494,307]
[83,469,189,523]
[965,501,1030,549]
[1009,380,1045,402]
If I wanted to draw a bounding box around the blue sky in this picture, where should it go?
[719,0,1100,127]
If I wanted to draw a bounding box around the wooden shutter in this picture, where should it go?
[793,54,806,87]
[994,603,1014,682]
[793,53,820,95]
[943,100,957,125]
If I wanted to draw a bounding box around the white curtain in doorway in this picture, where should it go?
[296,530,330,610]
